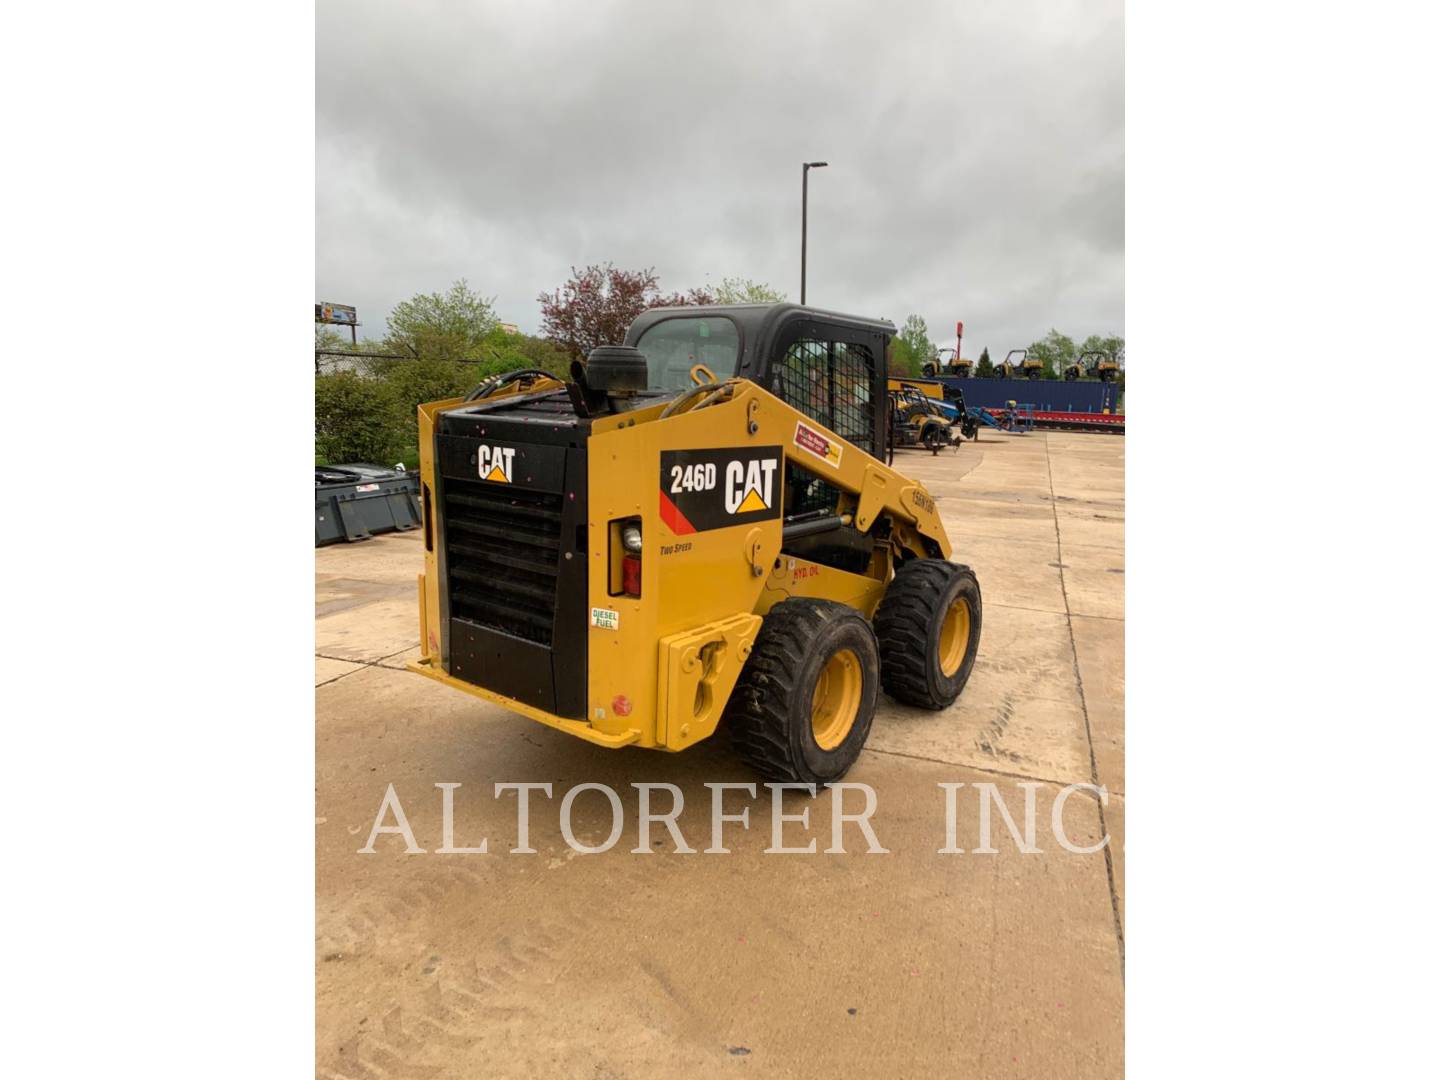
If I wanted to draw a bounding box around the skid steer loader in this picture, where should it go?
[408,304,982,784]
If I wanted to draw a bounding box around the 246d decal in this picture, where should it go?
[658,446,783,534]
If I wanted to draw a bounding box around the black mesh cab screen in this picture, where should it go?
[769,335,880,458]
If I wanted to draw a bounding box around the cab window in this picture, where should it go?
[635,317,740,391]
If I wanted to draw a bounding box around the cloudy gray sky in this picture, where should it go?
[317,0,1122,356]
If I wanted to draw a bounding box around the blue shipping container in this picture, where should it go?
[913,377,1120,414]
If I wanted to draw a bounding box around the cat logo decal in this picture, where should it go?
[659,447,783,534]
[476,445,515,484]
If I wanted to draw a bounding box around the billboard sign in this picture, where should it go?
[316,302,358,326]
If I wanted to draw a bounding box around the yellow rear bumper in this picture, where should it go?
[406,655,641,749]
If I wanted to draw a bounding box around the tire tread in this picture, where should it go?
[875,559,979,709]
[726,599,865,783]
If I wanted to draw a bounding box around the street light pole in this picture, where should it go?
[801,161,828,305]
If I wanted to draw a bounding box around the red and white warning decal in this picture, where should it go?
[793,420,843,468]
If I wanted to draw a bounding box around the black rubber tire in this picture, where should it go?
[923,424,947,454]
[726,599,879,785]
[875,560,982,710]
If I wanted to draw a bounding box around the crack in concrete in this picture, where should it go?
[861,745,1092,793]
[987,601,1068,619]
[987,600,1123,623]
[315,642,421,687]
[1043,431,1126,978]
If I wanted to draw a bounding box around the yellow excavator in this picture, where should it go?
[408,304,982,784]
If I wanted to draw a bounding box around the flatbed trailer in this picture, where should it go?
[1031,410,1125,434]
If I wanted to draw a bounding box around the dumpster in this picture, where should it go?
[315,464,422,545]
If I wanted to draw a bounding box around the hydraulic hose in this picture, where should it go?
[658,379,739,419]
[464,368,556,402]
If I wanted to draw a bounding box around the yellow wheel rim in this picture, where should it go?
[811,648,862,750]
[938,599,972,678]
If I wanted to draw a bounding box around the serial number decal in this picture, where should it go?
[909,489,935,514]
[668,462,718,494]
[794,421,843,468]
[658,447,783,535]
[590,607,620,631]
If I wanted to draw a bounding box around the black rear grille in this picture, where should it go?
[443,478,563,646]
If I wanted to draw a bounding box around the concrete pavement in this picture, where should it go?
[316,428,1125,1078]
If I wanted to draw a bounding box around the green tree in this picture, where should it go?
[317,283,576,469]
[372,330,574,459]
[890,339,920,377]
[888,314,932,377]
[376,359,481,459]
[1025,329,1077,378]
[315,326,352,351]
[383,279,499,360]
[710,277,787,304]
[315,371,402,464]
[886,340,912,378]
[975,347,994,378]
[899,314,932,360]
[480,327,571,376]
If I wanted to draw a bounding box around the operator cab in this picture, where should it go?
[626,303,895,461]
[626,303,896,573]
